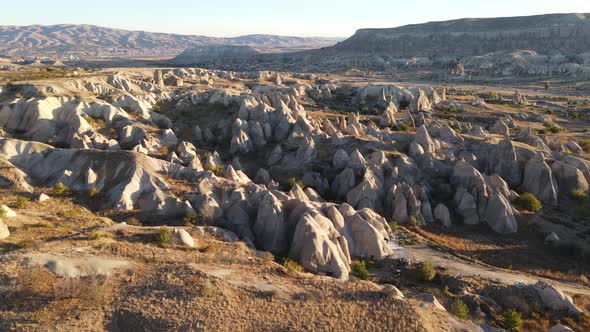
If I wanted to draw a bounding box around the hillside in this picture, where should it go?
[330,13,590,57]
[0,24,341,58]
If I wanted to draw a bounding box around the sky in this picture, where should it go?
[4,0,590,37]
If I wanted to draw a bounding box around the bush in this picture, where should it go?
[395,122,410,132]
[0,207,6,219]
[388,220,399,231]
[408,215,420,227]
[451,298,469,320]
[89,230,112,241]
[88,188,99,198]
[485,91,501,102]
[570,189,588,203]
[282,258,303,277]
[287,177,306,189]
[350,261,370,280]
[543,120,564,134]
[51,183,67,195]
[545,81,551,91]
[199,278,214,297]
[262,251,275,263]
[183,211,197,225]
[154,227,172,245]
[514,193,542,213]
[502,309,523,331]
[580,139,590,153]
[15,195,29,209]
[416,261,436,281]
[203,163,222,175]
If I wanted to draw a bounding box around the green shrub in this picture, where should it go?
[154,227,172,245]
[580,139,590,153]
[416,261,436,281]
[282,258,303,276]
[287,177,306,189]
[350,261,370,280]
[502,309,523,331]
[88,188,99,198]
[570,189,588,203]
[408,215,420,227]
[14,195,29,209]
[395,122,410,132]
[388,220,399,231]
[485,91,501,102]
[0,207,6,219]
[183,211,197,225]
[544,81,551,91]
[203,163,222,175]
[514,193,542,213]
[51,183,67,195]
[451,298,469,320]
[543,120,564,134]
[89,230,113,241]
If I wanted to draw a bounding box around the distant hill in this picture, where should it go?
[327,13,590,57]
[0,24,341,58]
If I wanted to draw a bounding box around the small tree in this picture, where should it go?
[451,298,469,320]
[502,309,523,331]
[545,81,551,91]
[416,261,436,281]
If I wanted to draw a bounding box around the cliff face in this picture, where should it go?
[331,14,590,57]
[171,46,261,65]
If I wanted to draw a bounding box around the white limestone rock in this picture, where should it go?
[173,228,195,247]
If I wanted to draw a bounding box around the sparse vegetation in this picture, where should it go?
[88,188,99,198]
[543,120,564,134]
[287,177,306,189]
[502,309,523,331]
[154,227,172,245]
[394,122,410,132]
[204,162,222,175]
[570,189,588,203]
[183,211,197,225]
[14,195,29,209]
[51,183,68,195]
[514,193,542,213]
[283,258,303,277]
[416,261,436,281]
[350,261,370,280]
[89,230,113,241]
[451,298,469,320]
[408,215,420,228]
[199,278,215,297]
[262,251,275,263]
[388,220,399,231]
[484,91,501,102]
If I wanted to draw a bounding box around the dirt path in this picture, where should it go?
[409,244,590,296]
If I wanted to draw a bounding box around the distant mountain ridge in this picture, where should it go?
[0,24,341,57]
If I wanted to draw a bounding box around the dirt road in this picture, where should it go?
[409,244,590,296]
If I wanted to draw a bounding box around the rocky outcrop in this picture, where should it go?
[523,153,558,205]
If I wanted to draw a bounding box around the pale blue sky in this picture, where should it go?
[4,0,590,37]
